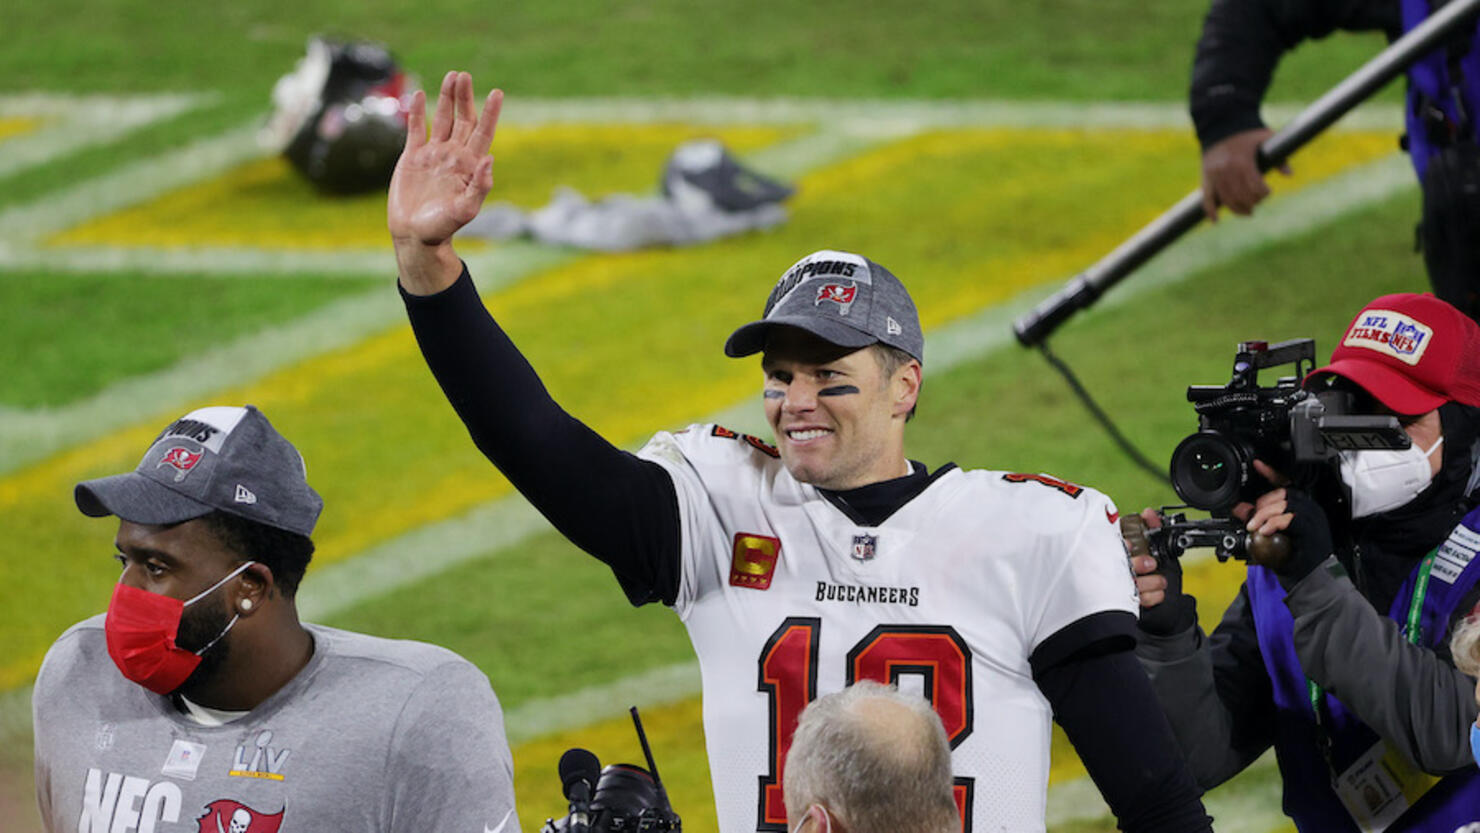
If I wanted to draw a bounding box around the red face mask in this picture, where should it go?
[104,561,253,695]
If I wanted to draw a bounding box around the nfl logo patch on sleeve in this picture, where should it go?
[730,533,781,590]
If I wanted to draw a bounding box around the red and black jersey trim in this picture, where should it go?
[1001,472,1085,498]
[710,425,780,458]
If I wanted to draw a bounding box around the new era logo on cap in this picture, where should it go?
[234,485,257,505]
[1342,309,1433,366]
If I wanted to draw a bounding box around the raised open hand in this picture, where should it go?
[389,71,503,293]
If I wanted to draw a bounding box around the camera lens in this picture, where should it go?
[1170,432,1249,511]
[1187,449,1229,491]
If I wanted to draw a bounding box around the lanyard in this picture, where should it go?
[1307,550,1437,781]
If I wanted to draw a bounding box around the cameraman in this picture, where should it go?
[1133,293,1480,831]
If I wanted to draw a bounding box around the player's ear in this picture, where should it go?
[234,562,274,617]
[892,360,921,418]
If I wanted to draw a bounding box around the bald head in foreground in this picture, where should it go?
[784,681,958,833]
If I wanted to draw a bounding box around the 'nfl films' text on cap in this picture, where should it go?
[724,250,924,362]
[1307,293,1480,415]
[75,405,323,537]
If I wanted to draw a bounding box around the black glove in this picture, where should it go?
[1138,550,1198,637]
[1270,488,1334,586]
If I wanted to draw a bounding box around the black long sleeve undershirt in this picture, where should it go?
[402,265,1211,831]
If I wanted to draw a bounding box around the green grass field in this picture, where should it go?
[1,2,1425,831]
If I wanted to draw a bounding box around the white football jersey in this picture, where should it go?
[638,425,1139,833]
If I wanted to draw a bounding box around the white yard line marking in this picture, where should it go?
[0,125,908,278]
[0,123,263,245]
[506,97,1399,132]
[924,154,1416,374]
[0,97,1400,274]
[297,496,552,624]
[502,662,701,745]
[0,93,208,179]
[0,242,570,474]
[0,116,922,469]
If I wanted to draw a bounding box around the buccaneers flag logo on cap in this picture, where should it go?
[815,282,858,311]
[196,800,284,833]
[157,447,204,483]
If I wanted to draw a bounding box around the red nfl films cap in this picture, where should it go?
[1306,293,1480,415]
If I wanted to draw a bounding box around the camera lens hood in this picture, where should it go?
[1170,432,1251,511]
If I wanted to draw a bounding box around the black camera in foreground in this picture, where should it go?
[541,708,682,833]
[1140,338,1410,563]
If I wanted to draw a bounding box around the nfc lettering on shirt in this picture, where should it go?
[76,769,183,833]
[1342,310,1433,366]
[1433,525,1480,585]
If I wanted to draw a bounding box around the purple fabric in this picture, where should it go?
[1401,0,1480,181]
[1245,502,1480,831]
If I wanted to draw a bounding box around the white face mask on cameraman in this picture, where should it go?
[1339,436,1444,518]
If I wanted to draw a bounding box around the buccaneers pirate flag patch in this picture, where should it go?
[196,800,284,833]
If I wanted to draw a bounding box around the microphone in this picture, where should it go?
[559,747,601,833]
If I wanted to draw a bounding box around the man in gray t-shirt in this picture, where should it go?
[33,404,518,833]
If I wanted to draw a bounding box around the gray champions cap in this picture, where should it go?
[75,405,323,537]
[724,249,923,361]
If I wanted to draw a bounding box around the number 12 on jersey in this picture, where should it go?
[756,617,975,832]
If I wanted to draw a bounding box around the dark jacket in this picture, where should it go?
[1190,0,1401,148]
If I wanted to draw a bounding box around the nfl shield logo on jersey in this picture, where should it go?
[851,534,877,562]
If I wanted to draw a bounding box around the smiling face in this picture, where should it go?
[762,327,920,490]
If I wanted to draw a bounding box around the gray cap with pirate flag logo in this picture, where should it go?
[724,249,924,362]
[75,405,322,537]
